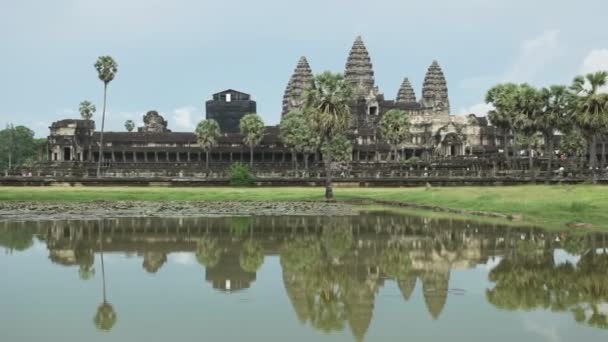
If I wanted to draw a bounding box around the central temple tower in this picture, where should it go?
[344,36,376,99]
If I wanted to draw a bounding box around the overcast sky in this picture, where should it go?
[1,0,607,137]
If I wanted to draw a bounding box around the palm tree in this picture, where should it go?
[379,109,410,162]
[303,72,354,200]
[279,109,320,173]
[79,100,96,121]
[124,120,135,132]
[486,83,519,163]
[94,56,118,177]
[239,113,265,168]
[570,71,608,170]
[537,86,571,181]
[513,84,541,171]
[195,119,220,169]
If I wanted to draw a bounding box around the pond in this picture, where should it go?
[1,212,607,341]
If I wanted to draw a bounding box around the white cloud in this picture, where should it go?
[171,106,198,132]
[503,29,561,83]
[169,252,196,266]
[579,49,608,74]
[457,102,494,116]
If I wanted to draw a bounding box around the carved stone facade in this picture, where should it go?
[45,36,500,171]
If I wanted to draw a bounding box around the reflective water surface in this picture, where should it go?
[1,213,608,341]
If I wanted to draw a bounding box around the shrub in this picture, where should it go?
[229,163,255,186]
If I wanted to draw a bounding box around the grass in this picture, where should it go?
[0,185,607,231]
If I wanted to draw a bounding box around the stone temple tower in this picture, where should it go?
[396,78,417,103]
[282,56,314,116]
[344,36,376,98]
[420,61,450,114]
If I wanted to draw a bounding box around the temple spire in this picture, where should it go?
[420,60,450,113]
[344,36,375,98]
[282,56,313,116]
[396,78,417,103]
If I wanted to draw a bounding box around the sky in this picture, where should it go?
[1,0,607,138]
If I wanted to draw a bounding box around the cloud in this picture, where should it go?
[579,49,608,74]
[503,29,561,83]
[169,252,196,266]
[171,106,198,131]
[457,102,494,116]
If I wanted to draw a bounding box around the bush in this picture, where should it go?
[229,163,255,186]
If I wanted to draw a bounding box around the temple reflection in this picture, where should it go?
[1,214,607,339]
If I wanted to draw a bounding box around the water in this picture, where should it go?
[1,213,607,341]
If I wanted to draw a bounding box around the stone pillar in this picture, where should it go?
[144,152,148,162]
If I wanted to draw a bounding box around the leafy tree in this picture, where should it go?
[228,162,255,186]
[124,120,135,132]
[94,55,118,177]
[0,125,41,171]
[486,83,519,162]
[239,113,265,168]
[512,84,542,170]
[303,71,354,200]
[321,134,352,166]
[195,119,220,169]
[570,71,608,169]
[79,100,96,121]
[560,128,587,162]
[279,109,320,172]
[537,86,571,179]
[379,109,411,161]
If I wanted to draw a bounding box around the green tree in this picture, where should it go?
[486,83,519,162]
[240,113,265,168]
[570,71,608,169]
[94,56,118,177]
[513,84,542,170]
[321,134,352,166]
[379,109,411,161]
[239,239,264,273]
[124,120,135,132]
[303,71,354,200]
[79,100,96,121]
[537,86,571,180]
[0,125,40,171]
[195,119,221,169]
[279,109,320,172]
[195,238,222,268]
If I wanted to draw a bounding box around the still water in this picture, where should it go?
[1,213,607,341]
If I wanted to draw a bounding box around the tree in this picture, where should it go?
[303,71,354,200]
[512,84,542,170]
[279,109,320,172]
[537,86,571,180]
[570,71,608,170]
[239,240,264,273]
[0,125,40,172]
[79,100,96,121]
[124,120,135,132]
[486,83,519,162]
[320,134,352,168]
[240,113,265,168]
[379,109,411,161]
[94,221,117,332]
[195,119,220,169]
[94,55,118,177]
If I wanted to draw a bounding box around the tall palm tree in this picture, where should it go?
[94,56,118,177]
[513,84,541,171]
[239,113,265,168]
[303,72,354,200]
[570,71,608,170]
[537,86,571,181]
[379,109,410,162]
[195,119,221,169]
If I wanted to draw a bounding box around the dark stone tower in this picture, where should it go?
[282,56,313,117]
[344,36,376,99]
[420,61,450,114]
[206,89,256,133]
[396,78,417,103]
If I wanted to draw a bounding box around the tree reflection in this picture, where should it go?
[195,238,222,268]
[239,240,264,273]
[487,244,608,329]
[93,221,117,332]
[0,225,35,252]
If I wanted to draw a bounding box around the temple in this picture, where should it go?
[44,36,501,177]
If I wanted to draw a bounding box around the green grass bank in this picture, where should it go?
[0,185,606,231]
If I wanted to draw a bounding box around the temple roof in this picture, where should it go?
[344,36,375,98]
[282,56,313,116]
[396,78,417,103]
[421,60,450,112]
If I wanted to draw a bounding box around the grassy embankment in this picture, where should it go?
[0,185,606,231]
